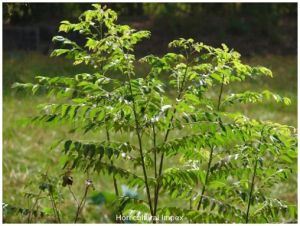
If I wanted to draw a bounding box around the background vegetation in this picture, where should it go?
[3,3,297,223]
[3,3,297,55]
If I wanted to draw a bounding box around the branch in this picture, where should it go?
[154,62,190,218]
[196,145,214,210]
[123,48,154,218]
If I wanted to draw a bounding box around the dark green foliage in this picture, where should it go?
[12,4,297,223]
[3,203,46,219]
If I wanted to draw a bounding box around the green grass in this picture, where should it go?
[3,51,297,223]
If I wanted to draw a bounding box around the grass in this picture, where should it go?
[3,51,297,223]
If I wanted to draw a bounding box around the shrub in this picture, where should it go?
[13,4,297,223]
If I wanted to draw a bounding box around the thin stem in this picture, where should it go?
[74,185,89,223]
[152,124,157,179]
[153,63,189,217]
[68,185,79,206]
[152,123,158,222]
[217,74,225,111]
[112,174,119,196]
[105,118,119,197]
[245,129,264,223]
[27,191,42,223]
[197,146,214,210]
[245,156,258,223]
[49,192,61,223]
[124,67,154,217]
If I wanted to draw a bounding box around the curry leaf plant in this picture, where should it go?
[13,4,297,223]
